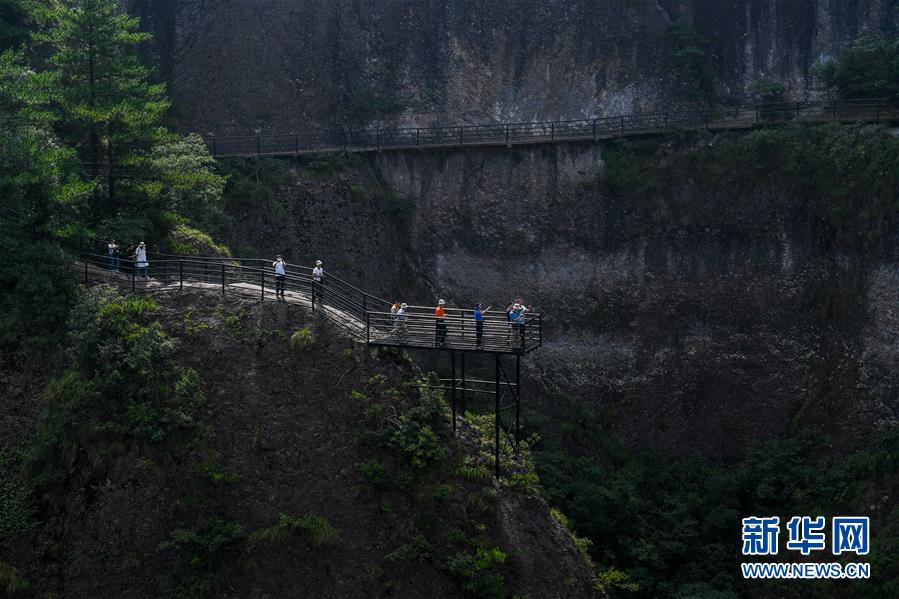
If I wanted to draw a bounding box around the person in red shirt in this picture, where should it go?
[435,299,447,346]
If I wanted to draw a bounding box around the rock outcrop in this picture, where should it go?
[132,0,898,135]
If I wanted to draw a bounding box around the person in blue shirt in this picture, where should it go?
[509,302,530,348]
[473,303,492,349]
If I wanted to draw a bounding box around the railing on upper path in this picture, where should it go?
[77,250,542,355]
[204,99,898,158]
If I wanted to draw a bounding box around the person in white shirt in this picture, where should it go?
[107,239,120,272]
[273,255,286,301]
[393,302,408,336]
[312,259,324,306]
[134,241,149,280]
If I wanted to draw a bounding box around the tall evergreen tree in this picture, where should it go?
[32,0,169,215]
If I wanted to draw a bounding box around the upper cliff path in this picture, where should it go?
[203,98,898,157]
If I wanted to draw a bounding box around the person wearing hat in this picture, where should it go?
[473,303,492,349]
[273,255,286,301]
[435,299,447,346]
[133,241,149,280]
[312,259,324,306]
[509,302,530,349]
[393,302,408,337]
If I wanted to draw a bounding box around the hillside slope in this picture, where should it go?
[2,287,597,598]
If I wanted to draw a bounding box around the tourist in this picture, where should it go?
[312,259,324,306]
[435,299,447,346]
[473,303,491,349]
[273,255,286,301]
[393,302,408,337]
[107,239,120,272]
[134,241,149,280]
[510,302,531,348]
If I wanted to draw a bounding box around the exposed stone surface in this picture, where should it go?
[224,139,899,460]
[131,0,899,135]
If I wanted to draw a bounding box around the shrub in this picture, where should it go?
[168,223,231,257]
[359,459,390,490]
[159,518,247,597]
[198,459,241,485]
[0,452,32,540]
[246,513,338,550]
[289,327,315,351]
[431,483,454,501]
[386,535,433,562]
[445,546,507,599]
[812,34,899,101]
[22,287,206,492]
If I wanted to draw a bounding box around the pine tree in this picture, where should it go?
[32,0,170,214]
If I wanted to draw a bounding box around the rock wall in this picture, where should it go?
[225,137,898,459]
[130,0,899,135]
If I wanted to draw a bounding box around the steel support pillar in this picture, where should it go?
[451,351,457,432]
[461,352,466,415]
[494,354,501,478]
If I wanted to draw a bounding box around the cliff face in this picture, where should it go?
[4,290,597,598]
[131,0,898,135]
[224,129,899,459]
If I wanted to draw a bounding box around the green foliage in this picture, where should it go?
[32,0,170,216]
[536,422,899,598]
[168,222,231,257]
[431,483,454,501]
[0,560,29,596]
[445,545,508,599]
[359,458,390,490]
[750,79,786,103]
[0,451,33,540]
[300,151,360,177]
[812,35,899,101]
[159,517,247,598]
[349,389,366,401]
[0,52,86,362]
[602,124,899,252]
[666,21,714,101]
[372,376,450,476]
[142,133,229,242]
[246,512,338,550]
[289,327,315,351]
[218,156,291,217]
[386,535,433,563]
[0,0,30,50]
[594,566,639,594]
[22,287,206,492]
[182,308,210,335]
[198,459,241,485]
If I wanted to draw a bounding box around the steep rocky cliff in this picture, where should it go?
[223,124,899,460]
[131,0,898,135]
[2,289,598,598]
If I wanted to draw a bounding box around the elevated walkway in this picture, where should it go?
[78,250,542,477]
[204,99,899,158]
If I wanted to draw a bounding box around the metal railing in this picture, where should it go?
[366,308,542,355]
[77,251,543,355]
[203,99,898,157]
